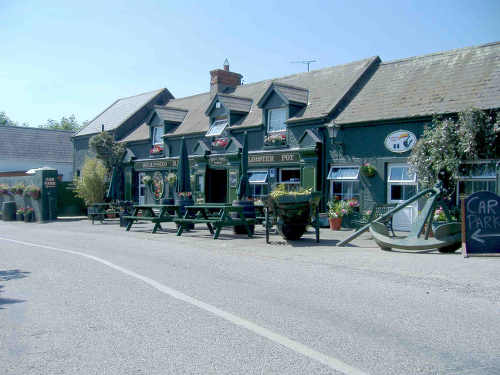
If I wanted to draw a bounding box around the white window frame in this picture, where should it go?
[205,119,228,137]
[387,164,417,203]
[456,160,498,204]
[327,166,360,201]
[152,126,164,145]
[267,107,287,133]
[248,170,270,200]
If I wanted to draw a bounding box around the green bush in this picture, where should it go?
[73,158,108,205]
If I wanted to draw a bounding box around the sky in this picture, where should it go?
[1,0,499,126]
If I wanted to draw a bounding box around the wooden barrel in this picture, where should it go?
[232,200,255,235]
[277,222,306,241]
[175,196,194,229]
[2,201,17,221]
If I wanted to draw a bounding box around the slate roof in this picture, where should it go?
[75,88,167,136]
[165,57,378,135]
[336,42,500,125]
[119,122,150,143]
[217,94,253,113]
[258,83,309,107]
[154,106,188,123]
[0,126,73,162]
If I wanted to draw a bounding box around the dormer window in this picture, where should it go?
[152,126,164,145]
[267,107,287,133]
[206,119,228,137]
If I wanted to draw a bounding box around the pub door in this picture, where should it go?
[205,168,227,203]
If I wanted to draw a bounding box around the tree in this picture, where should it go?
[73,158,108,205]
[39,114,84,132]
[89,131,125,172]
[0,111,29,127]
[409,108,499,193]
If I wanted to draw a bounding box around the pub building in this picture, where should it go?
[73,42,500,231]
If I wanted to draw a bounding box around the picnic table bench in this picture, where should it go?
[174,204,256,239]
[123,204,181,233]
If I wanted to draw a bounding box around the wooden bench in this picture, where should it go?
[124,204,180,233]
[174,204,256,239]
[88,203,120,224]
[351,203,396,236]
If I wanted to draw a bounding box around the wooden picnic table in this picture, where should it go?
[123,204,181,234]
[174,203,256,239]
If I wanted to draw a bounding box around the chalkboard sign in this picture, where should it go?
[464,191,500,257]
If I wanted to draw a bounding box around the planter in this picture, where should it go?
[232,200,255,235]
[16,213,24,221]
[24,212,33,222]
[269,192,321,241]
[2,201,16,221]
[329,217,342,230]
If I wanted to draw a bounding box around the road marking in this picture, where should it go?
[1,237,368,375]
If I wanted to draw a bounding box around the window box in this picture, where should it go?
[264,132,287,147]
[149,144,164,158]
[211,137,229,149]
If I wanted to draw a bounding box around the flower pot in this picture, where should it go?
[16,213,24,221]
[24,212,33,222]
[329,217,342,230]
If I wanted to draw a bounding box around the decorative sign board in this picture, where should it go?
[464,191,500,257]
[44,177,57,189]
[135,159,178,170]
[151,172,164,201]
[229,171,238,188]
[248,152,299,165]
[384,130,417,153]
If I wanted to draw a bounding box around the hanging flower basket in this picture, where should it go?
[360,163,376,177]
[142,175,153,185]
[166,172,177,186]
[0,184,9,195]
[24,185,41,200]
[14,183,25,195]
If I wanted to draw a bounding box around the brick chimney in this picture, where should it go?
[210,58,242,96]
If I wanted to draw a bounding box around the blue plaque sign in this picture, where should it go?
[464,191,500,257]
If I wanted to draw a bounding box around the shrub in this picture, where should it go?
[73,158,108,205]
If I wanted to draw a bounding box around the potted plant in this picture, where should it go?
[106,208,116,218]
[267,184,321,240]
[149,144,164,156]
[24,185,41,200]
[166,173,177,186]
[360,163,376,177]
[142,175,153,186]
[211,137,229,149]
[16,207,25,221]
[24,207,34,222]
[327,199,356,230]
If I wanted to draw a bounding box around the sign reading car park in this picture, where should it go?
[384,130,417,153]
[464,191,500,257]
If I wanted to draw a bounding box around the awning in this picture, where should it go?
[248,171,269,184]
[327,166,359,180]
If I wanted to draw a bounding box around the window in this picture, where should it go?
[248,170,269,200]
[267,108,287,133]
[387,164,417,202]
[152,126,164,145]
[327,166,360,200]
[279,168,300,191]
[206,119,228,137]
[457,161,497,203]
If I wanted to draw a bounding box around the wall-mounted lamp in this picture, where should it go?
[327,122,341,139]
[327,122,344,155]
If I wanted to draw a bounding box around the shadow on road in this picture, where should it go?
[0,269,30,309]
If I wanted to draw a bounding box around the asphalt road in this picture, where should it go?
[1,219,499,375]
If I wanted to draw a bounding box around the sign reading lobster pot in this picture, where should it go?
[464,191,500,257]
